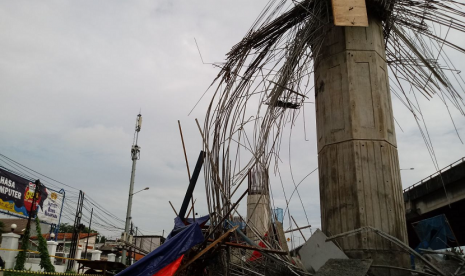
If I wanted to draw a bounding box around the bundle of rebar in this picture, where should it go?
[195,0,465,274]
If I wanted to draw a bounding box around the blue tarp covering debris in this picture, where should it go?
[168,215,210,239]
[414,214,456,250]
[116,222,204,276]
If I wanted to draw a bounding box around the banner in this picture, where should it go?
[0,167,63,224]
[37,187,63,224]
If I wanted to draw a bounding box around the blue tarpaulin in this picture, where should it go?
[410,214,456,268]
[414,214,456,250]
[116,222,204,276]
[168,215,209,239]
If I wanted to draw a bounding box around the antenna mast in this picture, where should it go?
[122,113,142,265]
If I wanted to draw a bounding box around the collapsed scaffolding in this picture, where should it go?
[120,0,465,275]
[192,0,465,274]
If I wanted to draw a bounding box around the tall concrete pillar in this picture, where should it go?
[314,15,409,270]
[246,167,271,242]
[246,195,271,240]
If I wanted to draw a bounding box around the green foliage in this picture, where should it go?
[34,216,55,272]
[96,235,106,243]
[14,220,31,270]
[0,220,5,233]
[58,223,96,234]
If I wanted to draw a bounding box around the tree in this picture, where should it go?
[96,236,106,243]
[14,220,30,270]
[58,223,97,234]
[34,216,55,272]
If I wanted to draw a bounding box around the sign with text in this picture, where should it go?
[0,167,63,224]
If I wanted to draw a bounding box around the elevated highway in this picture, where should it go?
[403,157,465,248]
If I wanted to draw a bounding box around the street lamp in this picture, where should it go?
[400,168,415,171]
[131,187,149,196]
[10,224,17,233]
[50,232,55,241]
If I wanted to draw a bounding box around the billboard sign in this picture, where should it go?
[0,167,63,224]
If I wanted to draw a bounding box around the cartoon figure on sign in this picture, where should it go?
[24,183,42,213]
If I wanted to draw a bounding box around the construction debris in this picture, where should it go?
[297,229,347,273]
[314,259,372,276]
[120,0,465,274]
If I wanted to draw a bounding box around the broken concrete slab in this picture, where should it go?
[298,229,348,272]
[314,259,373,276]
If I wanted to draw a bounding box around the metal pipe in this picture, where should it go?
[122,114,142,265]
[178,151,204,220]
[84,208,93,259]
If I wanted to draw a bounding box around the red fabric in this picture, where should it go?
[248,233,268,261]
[153,255,184,276]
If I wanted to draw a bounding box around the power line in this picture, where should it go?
[0,153,80,191]
[0,153,162,238]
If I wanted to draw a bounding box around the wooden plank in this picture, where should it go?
[169,201,179,216]
[331,0,368,27]
[284,224,312,234]
[291,216,307,242]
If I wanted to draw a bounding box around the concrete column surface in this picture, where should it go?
[246,194,271,241]
[0,233,20,269]
[91,250,102,261]
[107,253,116,262]
[314,14,409,273]
[46,241,58,264]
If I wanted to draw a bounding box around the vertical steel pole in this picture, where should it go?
[122,114,142,265]
[54,189,65,241]
[122,153,137,264]
[84,208,93,259]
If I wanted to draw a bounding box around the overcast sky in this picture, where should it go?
[0,1,464,247]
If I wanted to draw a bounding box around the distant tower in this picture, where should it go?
[122,113,142,265]
[246,166,271,241]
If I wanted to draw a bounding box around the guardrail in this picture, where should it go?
[403,157,465,193]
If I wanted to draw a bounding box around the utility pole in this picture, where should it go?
[128,222,133,265]
[122,113,142,265]
[68,190,84,271]
[134,227,138,262]
[84,208,93,259]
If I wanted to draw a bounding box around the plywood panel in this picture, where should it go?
[331,0,368,27]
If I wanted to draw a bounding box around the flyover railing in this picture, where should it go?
[403,157,465,193]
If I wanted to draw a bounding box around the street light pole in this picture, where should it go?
[122,114,142,265]
[131,187,149,196]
